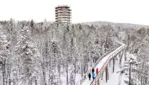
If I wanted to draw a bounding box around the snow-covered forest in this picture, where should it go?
[0,19,149,85]
[119,27,149,85]
[89,22,149,85]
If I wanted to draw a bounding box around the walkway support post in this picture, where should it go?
[113,58,115,73]
[124,50,126,61]
[105,66,109,82]
[96,78,100,85]
[119,50,124,66]
[101,72,103,80]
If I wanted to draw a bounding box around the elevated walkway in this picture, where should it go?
[81,42,126,85]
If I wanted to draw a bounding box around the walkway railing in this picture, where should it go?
[94,44,121,66]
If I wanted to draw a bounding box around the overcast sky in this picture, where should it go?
[0,0,149,25]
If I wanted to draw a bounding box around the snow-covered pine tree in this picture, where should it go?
[15,26,42,85]
[0,28,10,85]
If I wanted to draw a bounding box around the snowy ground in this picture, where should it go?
[60,65,82,85]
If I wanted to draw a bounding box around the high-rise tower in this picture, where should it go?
[55,5,71,23]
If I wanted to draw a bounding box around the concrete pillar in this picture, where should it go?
[97,78,100,85]
[113,58,115,73]
[119,51,123,66]
[105,66,109,82]
[101,72,103,80]
[109,59,112,67]
[124,50,126,61]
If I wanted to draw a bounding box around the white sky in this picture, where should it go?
[0,0,149,25]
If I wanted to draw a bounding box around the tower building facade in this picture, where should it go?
[55,5,71,23]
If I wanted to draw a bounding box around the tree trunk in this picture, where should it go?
[2,62,6,85]
[129,63,131,85]
[9,79,11,85]
[48,69,51,85]
[35,79,37,85]
[66,62,69,85]
[73,59,77,85]
[7,63,11,85]
[3,71,5,85]
[141,77,143,85]
[42,65,47,85]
